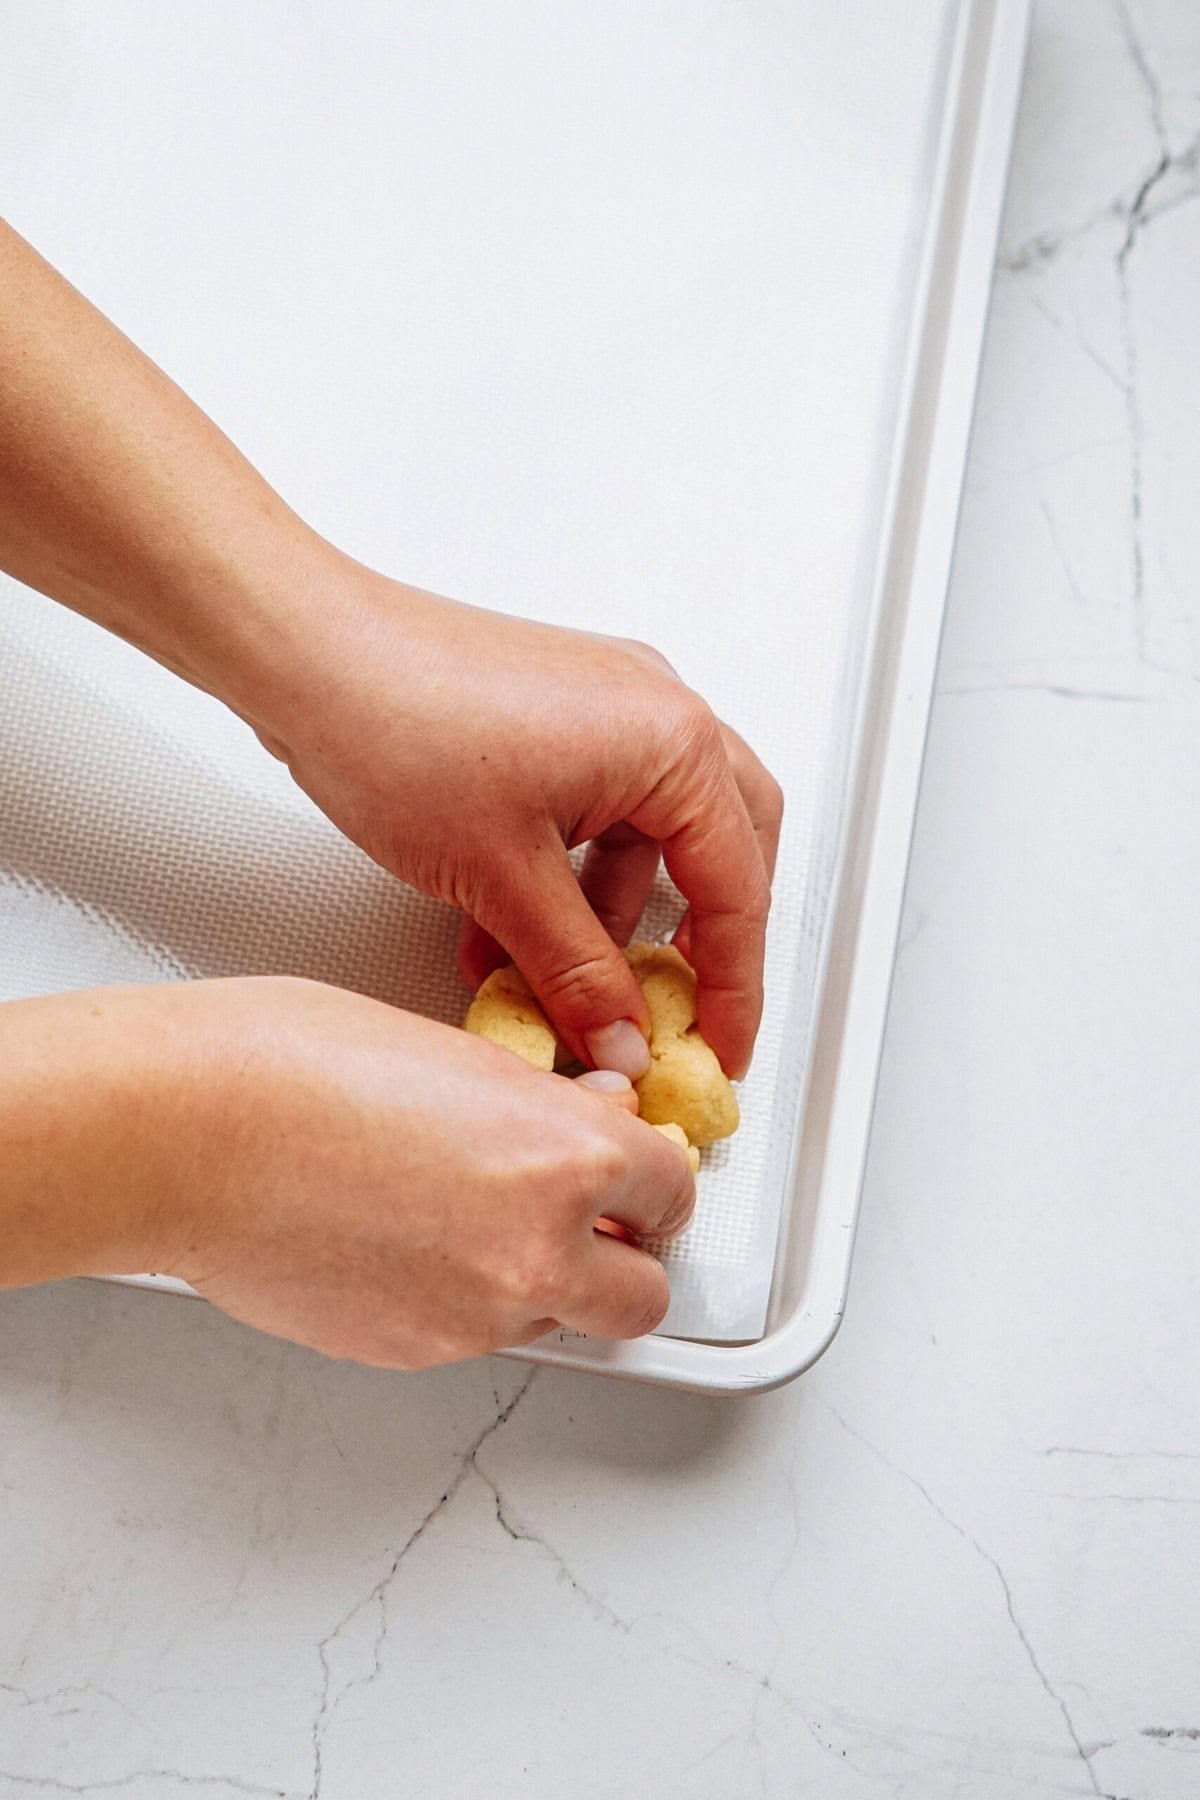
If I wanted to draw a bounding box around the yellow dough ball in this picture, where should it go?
[651,1120,701,1175]
[624,942,739,1147]
[462,944,737,1164]
[463,965,557,1071]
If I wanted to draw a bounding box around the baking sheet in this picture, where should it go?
[0,0,959,1340]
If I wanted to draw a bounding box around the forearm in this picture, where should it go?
[0,986,186,1289]
[0,218,334,727]
[0,226,777,1075]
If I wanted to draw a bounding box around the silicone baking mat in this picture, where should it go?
[0,0,958,1338]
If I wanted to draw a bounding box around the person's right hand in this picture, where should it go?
[0,223,782,1086]
[246,569,784,1085]
[83,977,693,1368]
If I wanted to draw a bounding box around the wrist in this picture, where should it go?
[177,532,414,756]
[135,513,353,735]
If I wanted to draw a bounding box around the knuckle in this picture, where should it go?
[618,636,675,675]
[677,703,727,783]
[622,1283,670,1340]
[680,692,720,745]
[500,1228,572,1312]
[746,868,773,921]
[537,950,624,1012]
[577,1131,630,1197]
[560,1127,632,1215]
[765,772,785,827]
[658,1181,696,1242]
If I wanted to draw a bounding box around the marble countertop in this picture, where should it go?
[3,2,1199,1795]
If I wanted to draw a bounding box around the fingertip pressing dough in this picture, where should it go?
[463,965,557,1072]
[462,942,738,1167]
[624,942,739,1148]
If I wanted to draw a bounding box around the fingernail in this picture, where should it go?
[585,1020,650,1081]
[575,1068,634,1093]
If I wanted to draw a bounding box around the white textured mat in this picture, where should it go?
[0,0,955,1339]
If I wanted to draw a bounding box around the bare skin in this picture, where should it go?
[0,218,782,1363]
[0,980,685,1365]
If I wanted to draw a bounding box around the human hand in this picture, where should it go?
[115,977,692,1367]
[248,560,782,1081]
[0,223,779,1078]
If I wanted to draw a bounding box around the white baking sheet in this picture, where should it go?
[0,0,958,1339]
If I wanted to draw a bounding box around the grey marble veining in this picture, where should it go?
[2,3,1200,1796]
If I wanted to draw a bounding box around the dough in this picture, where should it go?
[463,965,557,1071]
[624,942,739,1147]
[461,941,738,1162]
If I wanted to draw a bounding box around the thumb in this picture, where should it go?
[480,847,651,1078]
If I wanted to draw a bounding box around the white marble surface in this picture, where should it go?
[2,1,1199,1794]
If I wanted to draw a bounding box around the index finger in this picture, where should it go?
[659,768,770,1080]
[553,1116,696,1338]
[555,1231,671,1340]
[673,719,784,978]
[720,720,784,886]
[592,1112,696,1243]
